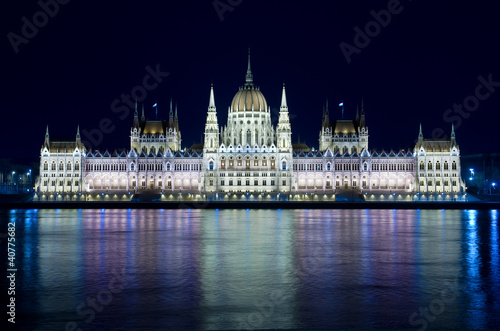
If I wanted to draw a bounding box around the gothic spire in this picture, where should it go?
[209,83,216,111]
[451,123,455,138]
[76,125,80,139]
[141,104,145,122]
[418,123,423,140]
[134,99,138,117]
[245,48,253,85]
[280,83,288,109]
[356,103,360,122]
[169,98,174,119]
[44,125,50,146]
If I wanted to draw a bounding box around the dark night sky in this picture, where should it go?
[1,0,500,162]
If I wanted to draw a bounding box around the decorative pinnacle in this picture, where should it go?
[245,48,253,85]
[281,83,288,109]
[209,83,216,110]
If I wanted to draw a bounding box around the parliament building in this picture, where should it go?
[35,53,466,201]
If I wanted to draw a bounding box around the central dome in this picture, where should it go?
[231,86,268,112]
[230,49,268,112]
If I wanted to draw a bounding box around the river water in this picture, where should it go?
[3,209,499,330]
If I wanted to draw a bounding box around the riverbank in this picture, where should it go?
[2,200,500,210]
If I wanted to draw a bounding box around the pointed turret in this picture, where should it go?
[44,125,50,146]
[133,100,140,128]
[141,104,145,122]
[451,123,456,145]
[418,123,423,141]
[356,104,360,122]
[209,83,216,111]
[280,83,288,110]
[324,99,330,127]
[174,103,179,130]
[360,98,366,128]
[169,98,174,127]
[245,48,253,86]
[76,125,80,141]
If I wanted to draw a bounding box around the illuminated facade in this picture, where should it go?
[35,53,466,200]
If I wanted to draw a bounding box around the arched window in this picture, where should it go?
[59,162,64,171]
[343,146,349,154]
[452,161,457,170]
[444,162,449,170]
[166,163,171,171]
[209,160,214,171]
[51,162,56,171]
[436,162,441,170]
[363,162,368,171]
[326,162,331,171]
[420,162,425,170]
[130,163,135,171]
[75,162,79,171]
[352,146,357,154]
[282,161,286,171]
[428,162,432,170]
[44,161,48,171]
[67,162,72,171]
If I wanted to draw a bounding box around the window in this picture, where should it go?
[428,162,432,170]
[44,162,48,171]
[52,162,56,171]
[263,180,267,186]
[436,162,441,170]
[420,162,424,170]
[246,179,250,186]
[254,180,258,186]
[67,180,71,186]
[237,179,241,186]
[59,162,64,171]
[209,180,213,186]
[282,161,286,171]
[326,162,331,171]
[271,180,275,186]
[282,180,286,186]
[444,162,449,170]
[67,162,72,171]
[229,180,233,186]
[452,161,457,170]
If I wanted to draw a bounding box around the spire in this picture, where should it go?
[418,123,423,140]
[76,125,80,139]
[134,99,138,117]
[174,103,179,130]
[451,123,455,138]
[209,83,216,111]
[356,103,360,122]
[245,48,253,85]
[280,83,288,109]
[169,98,174,118]
[45,125,50,145]
[141,104,145,122]
[361,97,365,115]
[324,99,330,127]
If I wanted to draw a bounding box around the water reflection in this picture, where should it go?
[4,208,498,330]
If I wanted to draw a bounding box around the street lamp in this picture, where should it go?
[491,182,496,195]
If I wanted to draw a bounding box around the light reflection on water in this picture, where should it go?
[5,209,500,330]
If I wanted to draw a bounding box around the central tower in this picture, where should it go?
[221,49,275,147]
